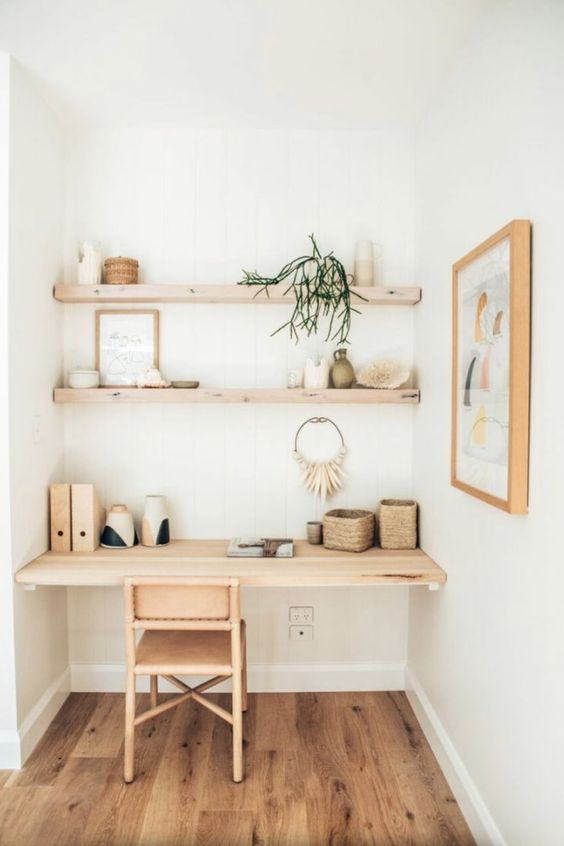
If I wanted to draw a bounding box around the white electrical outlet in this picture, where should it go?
[289,606,314,624]
[32,415,42,444]
[289,625,313,641]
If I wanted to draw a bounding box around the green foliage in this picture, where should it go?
[239,234,365,344]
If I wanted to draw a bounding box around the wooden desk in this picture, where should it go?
[15,540,446,589]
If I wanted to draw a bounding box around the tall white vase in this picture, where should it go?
[142,495,170,547]
[304,357,330,389]
[354,240,382,286]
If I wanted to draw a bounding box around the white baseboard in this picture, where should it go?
[0,666,71,769]
[405,667,506,846]
[19,666,71,764]
[71,661,406,693]
[0,730,21,769]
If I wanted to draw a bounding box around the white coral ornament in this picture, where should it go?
[293,417,347,503]
[356,359,409,389]
[136,365,170,388]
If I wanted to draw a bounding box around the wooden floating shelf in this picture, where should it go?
[53,283,421,306]
[53,387,420,405]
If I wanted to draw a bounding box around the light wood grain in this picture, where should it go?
[49,483,71,552]
[71,693,124,759]
[54,283,421,305]
[9,693,98,787]
[15,539,446,587]
[53,386,420,404]
[70,483,103,552]
[80,696,175,845]
[3,692,474,845]
[138,698,215,845]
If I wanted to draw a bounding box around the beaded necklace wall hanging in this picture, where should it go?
[293,416,347,503]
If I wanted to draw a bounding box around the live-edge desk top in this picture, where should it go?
[15,540,446,589]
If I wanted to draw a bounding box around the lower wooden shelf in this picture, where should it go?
[53,387,420,404]
[15,539,446,587]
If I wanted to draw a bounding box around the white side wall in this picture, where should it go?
[0,52,19,768]
[63,129,415,686]
[410,2,564,844]
[8,59,68,760]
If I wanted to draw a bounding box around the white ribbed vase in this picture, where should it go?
[304,357,330,389]
[142,495,170,547]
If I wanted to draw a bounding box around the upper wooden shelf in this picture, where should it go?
[53,284,421,306]
[53,387,420,405]
[15,539,446,588]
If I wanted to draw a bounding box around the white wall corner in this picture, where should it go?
[0,730,21,770]
[71,661,406,694]
[405,667,506,846]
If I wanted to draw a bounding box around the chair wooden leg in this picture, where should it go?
[150,675,158,709]
[231,623,244,783]
[124,671,136,783]
[241,621,248,713]
[232,673,243,783]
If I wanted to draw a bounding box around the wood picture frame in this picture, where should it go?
[451,220,531,513]
[96,309,160,387]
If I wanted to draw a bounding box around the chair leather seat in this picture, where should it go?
[134,628,237,675]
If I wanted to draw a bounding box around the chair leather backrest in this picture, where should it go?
[133,584,230,621]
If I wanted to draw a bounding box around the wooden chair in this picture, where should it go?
[123,576,247,784]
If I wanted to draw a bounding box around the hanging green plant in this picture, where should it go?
[238,234,366,344]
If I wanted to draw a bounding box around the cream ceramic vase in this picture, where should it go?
[354,240,382,286]
[304,357,330,389]
[101,505,138,548]
[142,495,170,547]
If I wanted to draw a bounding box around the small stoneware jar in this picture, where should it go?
[141,495,170,547]
[306,521,323,545]
[101,505,138,549]
[331,349,355,389]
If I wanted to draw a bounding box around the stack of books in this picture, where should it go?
[227,538,294,558]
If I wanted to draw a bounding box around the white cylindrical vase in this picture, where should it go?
[142,495,170,547]
[304,357,330,389]
[101,505,138,548]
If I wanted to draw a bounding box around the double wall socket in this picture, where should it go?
[289,606,314,624]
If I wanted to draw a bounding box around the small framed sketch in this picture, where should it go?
[96,310,159,387]
[451,220,531,513]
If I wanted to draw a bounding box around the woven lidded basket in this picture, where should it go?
[104,256,139,285]
[323,509,375,553]
[378,500,417,549]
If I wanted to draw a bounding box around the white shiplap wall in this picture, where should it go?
[63,129,415,686]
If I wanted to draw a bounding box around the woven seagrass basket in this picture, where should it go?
[104,256,139,285]
[378,500,417,549]
[323,509,375,553]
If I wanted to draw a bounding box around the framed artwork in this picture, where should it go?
[451,220,531,513]
[96,310,159,387]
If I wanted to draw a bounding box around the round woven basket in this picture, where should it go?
[378,500,417,549]
[104,256,139,285]
[323,509,375,553]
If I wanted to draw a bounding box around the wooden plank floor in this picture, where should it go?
[0,692,475,846]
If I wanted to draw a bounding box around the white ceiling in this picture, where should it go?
[0,0,484,129]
